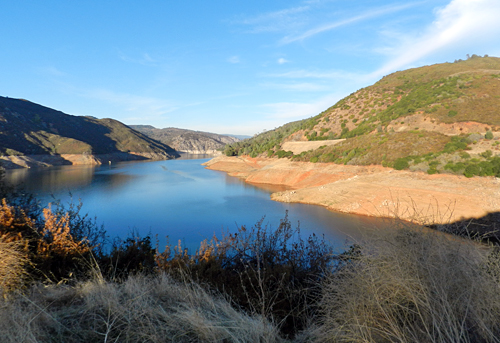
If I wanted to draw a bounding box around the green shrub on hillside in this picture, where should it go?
[224,115,322,157]
[276,150,293,158]
[393,158,409,170]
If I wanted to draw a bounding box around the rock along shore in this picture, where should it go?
[203,155,500,224]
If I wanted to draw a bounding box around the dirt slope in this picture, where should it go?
[204,156,500,224]
[281,139,345,154]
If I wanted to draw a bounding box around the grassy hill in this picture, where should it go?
[225,55,500,177]
[0,97,178,159]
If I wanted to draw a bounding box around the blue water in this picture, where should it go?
[5,156,379,252]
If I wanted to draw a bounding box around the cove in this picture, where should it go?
[4,155,383,252]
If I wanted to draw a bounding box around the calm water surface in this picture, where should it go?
[5,155,383,252]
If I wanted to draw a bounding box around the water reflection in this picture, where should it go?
[4,157,387,253]
[220,172,292,193]
[6,165,97,194]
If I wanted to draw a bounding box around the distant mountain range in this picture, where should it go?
[0,96,179,168]
[224,134,251,140]
[0,96,243,169]
[130,125,240,154]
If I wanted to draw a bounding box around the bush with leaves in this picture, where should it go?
[156,212,335,338]
[99,233,156,280]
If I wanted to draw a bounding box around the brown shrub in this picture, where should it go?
[0,198,96,284]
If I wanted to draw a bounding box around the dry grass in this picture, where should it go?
[0,274,281,343]
[0,237,28,296]
[312,224,500,343]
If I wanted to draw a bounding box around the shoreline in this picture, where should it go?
[203,155,500,224]
[0,151,178,169]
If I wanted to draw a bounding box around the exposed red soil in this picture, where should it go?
[204,156,500,224]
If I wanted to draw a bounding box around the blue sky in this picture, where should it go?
[1,0,499,135]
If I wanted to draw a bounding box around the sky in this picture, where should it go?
[1,0,499,136]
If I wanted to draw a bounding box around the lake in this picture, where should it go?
[4,155,383,252]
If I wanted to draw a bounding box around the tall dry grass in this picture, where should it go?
[312,224,500,343]
[0,237,28,296]
[0,274,281,343]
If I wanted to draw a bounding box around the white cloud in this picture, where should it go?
[83,88,177,117]
[277,58,289,64]
[265,69,359,80]
[372,0,500,78]
[118,51,159,66]
[260,82,329,92]
[227,56,241,64]
[280,2,421,45]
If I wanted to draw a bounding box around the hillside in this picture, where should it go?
[130,125,239,154]
[225,55,500,178]
[0,97,179,168]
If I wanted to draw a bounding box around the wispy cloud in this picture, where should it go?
[227,56,241,64]
[264,69,359,80]
[261,93,342,120]
[260,82,329,92]
[371,0,500,78]
[232,6,309,33]
[277,58,289,64]
[39,66,67,77]
[118,51,159,66]
[280,2,422,45]
[83,88,177,117]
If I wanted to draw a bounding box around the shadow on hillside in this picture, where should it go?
[0,97,178,158]
[429,212,500,244]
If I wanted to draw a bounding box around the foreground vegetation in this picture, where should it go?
[1,171,500,342]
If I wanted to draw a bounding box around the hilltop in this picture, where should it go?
[225,55,500,178]
[0,97,179,168]
[209,56,500,223]
[130,125,239,154]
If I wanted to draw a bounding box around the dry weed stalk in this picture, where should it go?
[315,226,500,343]
[0,237,28,296]
[0,274,281,342]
